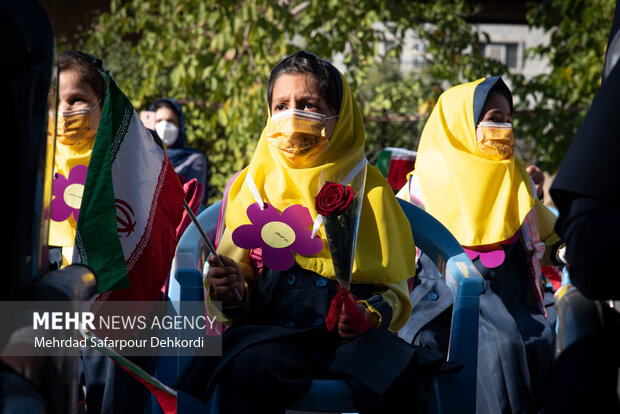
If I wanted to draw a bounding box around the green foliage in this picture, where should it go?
[64,0,615,201]
[514,0,615,171]
[73,0,499,202]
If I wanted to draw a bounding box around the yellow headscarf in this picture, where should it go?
[217,62,415,284]
[412,76,534,247]
[48,117,96,261]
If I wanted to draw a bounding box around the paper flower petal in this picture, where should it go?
[479,250,505,269]
[232,202,324,271]
[232,223,264,250]
[246,202,280,226]
[291,233,324,256]
[69,164,88,186]
[51,172,72,222]
[51,165,88,223]
[281,204,314,229]
[261,246,294,271]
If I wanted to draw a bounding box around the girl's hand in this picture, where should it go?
[337,303,380,340]
[207,254,245,307]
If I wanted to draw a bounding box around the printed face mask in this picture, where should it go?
[267,109,337,166]
[155,120,180,147]
[476,121,514,161]
[57,102,100,146]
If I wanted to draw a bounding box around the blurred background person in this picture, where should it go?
[526,164,545,201]
[150,97,210,205]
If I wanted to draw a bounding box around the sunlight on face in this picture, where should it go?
[270,73,337,140]
[479,92,512,125]
[155,106,180,128]
[58,69,102,131]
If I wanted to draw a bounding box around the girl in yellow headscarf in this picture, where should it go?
[397,77,564,413]
[48,51,105,268]
[177,51,446,413]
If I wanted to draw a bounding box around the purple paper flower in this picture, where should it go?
[232,203,324,271]
[463,248,505,269]
[51,164,88,223]
[463,232,520,269]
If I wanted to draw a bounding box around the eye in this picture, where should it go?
[66,94,90,107]
[274,104,286,111]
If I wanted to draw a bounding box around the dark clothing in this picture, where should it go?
[150,98,210,203]
[402,239,556,413]
[550,20,620,299]
[550,64,620,300]
[550,56,620,212]
[552,197,620,300]
[543,302,620,414]
[176,265,447,413]
[547,4,620,409]
[79,349,157,414]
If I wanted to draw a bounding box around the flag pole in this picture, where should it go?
[183,200,243,302]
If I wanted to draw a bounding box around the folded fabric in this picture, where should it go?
[175,177,204,244]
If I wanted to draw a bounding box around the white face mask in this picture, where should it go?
[155,120,180,147]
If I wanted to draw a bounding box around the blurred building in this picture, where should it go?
[378,1,549,81]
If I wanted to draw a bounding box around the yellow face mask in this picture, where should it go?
[266,109,336,166]
[57,103,99,146]
[476,121,514,161]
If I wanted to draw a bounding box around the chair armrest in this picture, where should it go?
[174,267,204,302]
[171,201,222,303]
[175,201,222,272]
[445,255,484,363]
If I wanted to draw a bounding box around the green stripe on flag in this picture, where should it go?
[76,74,132,292]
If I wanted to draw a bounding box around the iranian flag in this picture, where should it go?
[73,73,184,303]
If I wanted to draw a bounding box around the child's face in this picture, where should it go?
[479,92,511,124]
[270,72,337,141]
[476,93,514,161]
[58,69,102,131]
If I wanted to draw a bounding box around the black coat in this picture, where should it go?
[176,265,447,413]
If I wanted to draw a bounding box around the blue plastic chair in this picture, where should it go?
[159,198,484,413]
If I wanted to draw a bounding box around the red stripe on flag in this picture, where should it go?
[102,156,184,302]
[113,359,178,414]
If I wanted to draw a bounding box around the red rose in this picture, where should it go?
[315,182,355,216]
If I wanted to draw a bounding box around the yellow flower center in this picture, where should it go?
[64,183,84,209]
[261,221,296,249]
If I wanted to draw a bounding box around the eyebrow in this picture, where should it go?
[61,85,92,98]
[273,93,321,102]
[485,108,511,116]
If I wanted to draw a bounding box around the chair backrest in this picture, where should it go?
[168,201,222,304]
[150,202,223,414]
[397,198,484,413]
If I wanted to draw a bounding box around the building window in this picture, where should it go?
[505,43,518,69]
[480,42,520,70]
